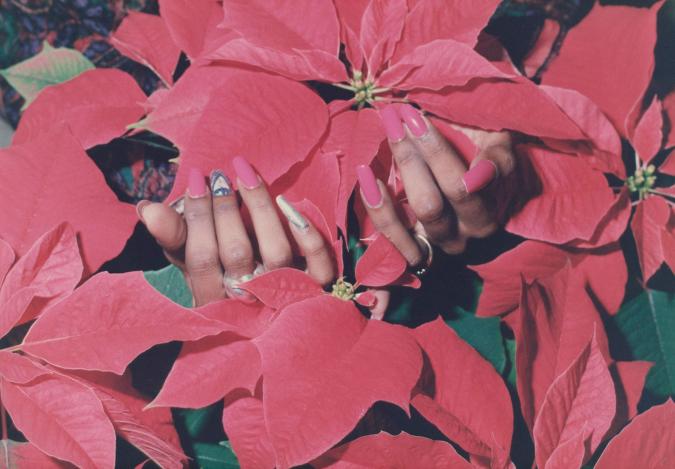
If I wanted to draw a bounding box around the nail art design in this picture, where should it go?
[399,104,428,138]
[187,168,208,198]
[233,156,261,189]
[169,196,185,214]
[210,170,233,197]
[356,165,383,208]
[462,160,498,194]
[276,195,309,231]
[379,105,405,142]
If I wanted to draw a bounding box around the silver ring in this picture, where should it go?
[223,262,264,300]
[413,234,433,276]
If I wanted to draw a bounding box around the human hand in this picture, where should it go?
[358,104,517,270]
[136,157,336,306]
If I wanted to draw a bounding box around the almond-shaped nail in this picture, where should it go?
[233,156,261,189]
[379,105,405,142]
[276,195,309,232]
[399,104,428,138]
[187,168,208,198]
[136,200,151,223]
[463,160,497,194]
[210,170,233,197]
[357,165,383,208]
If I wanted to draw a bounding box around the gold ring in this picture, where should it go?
[414,234,433,276]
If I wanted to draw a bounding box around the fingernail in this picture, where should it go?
[276,195,309,232]
[233,156,261,189]
[463,160,497,194]
[210,170,233,197]
[357,165,383,208]
[379,105,405,142]
[136,200,150,223]
[187,168,208,198]
[169,196,185,214]
[399,104,428,138]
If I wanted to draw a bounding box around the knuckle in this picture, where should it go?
[445,178,470,203]
[266,256,293,271]
[246,196,273,212]
[372,216,396,234]
[421,135,447,161]
[302,236,327,259]
[221,242,253,270]
[212,199,240,216]
[413,195,445,225]
[187,252,220,276]
[394,148,419,167]
[470,221,499,239]
[184,205,213,223]
[441,238,467,255]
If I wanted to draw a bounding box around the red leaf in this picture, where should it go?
[632,96,664,164]
[22,272,224,374]
[152,333,261,408]
[392,0,500,60]
[322,109,385,234]
[380,39,509,91]
[661,151,675,176]
[111,11,181,86]
[0,223,82,335]
[73,371,186,469]
[532,333,615,468]
[506,146,616,244]
[158,0,225,59]
[664,91,675,149]
[221,394,276,469]
[631,196,671,282]
[411,317,513,460]
[566,189,632,249]
[333,0,369,69]
[0,352,50,384]
[0,441,67,468]
[355,235,407,287]
[195,300,275,339]
[0,130,137,274]
[609,361,652,436]
[410,79,586,140]
[541,1,664,136]
[595,400,675,469]
[14,69,146,149]
[1,373,116,469]
[240,268,323,310]
[313,432,472,469]
[137,66,329,201]
[355,289,378,308]
[360,0,407,74]
[0,239,14,285]
[513,266,611,431]
[254,296,422,467]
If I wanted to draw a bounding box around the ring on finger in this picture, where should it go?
[413,233,433,276]
[223,262,265,301]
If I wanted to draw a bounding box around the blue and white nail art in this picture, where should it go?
[210,170,233,197]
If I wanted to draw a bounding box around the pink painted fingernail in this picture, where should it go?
[187,168,207,198]
[357,165,383,208]
[379,105,405,142]
[233,156,261,189]
[463,160,497,194]
[399,104,428,138]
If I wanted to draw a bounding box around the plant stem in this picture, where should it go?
[2,345,21,353]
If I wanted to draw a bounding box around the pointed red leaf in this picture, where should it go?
[111,11,181,86]
[152,333,261,409]
[137,66,329,201]
[254,296,422,467]
[0,441,67,468]
[411,317,513,460]
[532,334,615,468]
[609,361,652,436]
[313,432,472,469]
[240,268,323,310]
[0,352,51,385]
[360,0,407,74]
[631,96,664,164]
[14,69,146,149]
[1,373,116,469]
[221,394,276,469]
[0,130,137,274]
[506,146,615,244]
[355,235,407,287]
[410,79,586,140]
[0,223,82,336]
[0,239,14,286]
[595,400,675,469]
[22,271,225,374]
[392,0,500,61]
[566,189,631,249]
[158,0,225,59]
[195,300,275,339]
[333,0,369,69]
[380,39,509,91]
[322,109,385,234]
[541,1,664,136]
[660,151,675,176]
[632,196,671,281]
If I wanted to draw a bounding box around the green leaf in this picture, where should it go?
[612,289,675,401]
[144,264,193,307]
[175,404,223,440]
[0,42,94,108]
[193,442,240,469]
[446,307,506,374]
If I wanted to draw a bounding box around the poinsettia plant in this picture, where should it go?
[0,0,672,468]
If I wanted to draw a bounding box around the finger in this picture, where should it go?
[398,104,497,238]
[184,168,225,306]
[368,289,391,321]
[209,170,255,279]
[233,157,293,271]
[276,195,335,285]
[136,200,187,265]
[357,164,424,266]
[455,127,516,180]
[380,105,456,245]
